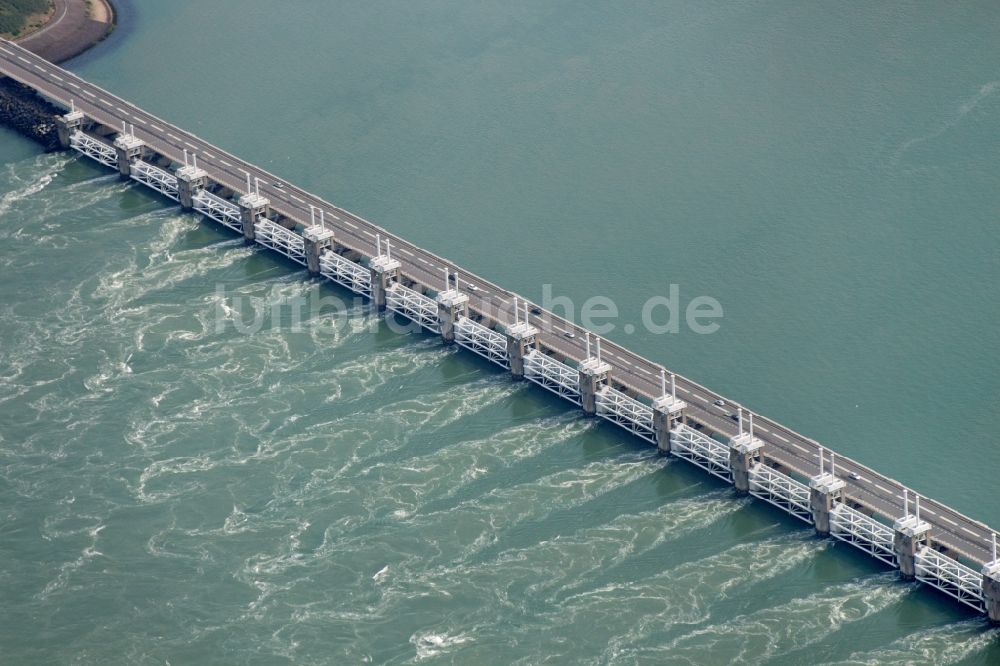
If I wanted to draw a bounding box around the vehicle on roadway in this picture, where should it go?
[564,331,575,338]
[849,472,861,480]
[530,306,542,315]
[272,181,285,189]
[713,399,726,407]
[467,283,478,292]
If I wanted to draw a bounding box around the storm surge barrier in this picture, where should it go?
[2,38,997,622]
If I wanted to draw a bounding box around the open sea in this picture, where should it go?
[1,1,999,663]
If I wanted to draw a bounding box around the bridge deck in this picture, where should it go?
[0,38,993,567]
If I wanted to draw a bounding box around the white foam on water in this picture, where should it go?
[35,523,106,600]
[409,630,474,661]
[0,152,71,218]
[893,80,1000,163]
[375,490,743,616]
[354,412,592,514]
[544,533,826,659]
[820,619,998,665]
[627,572,910,665]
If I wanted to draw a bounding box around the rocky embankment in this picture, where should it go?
[0,77,61,150]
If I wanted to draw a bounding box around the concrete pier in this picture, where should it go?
[729,431,763,495]
[578,356,610,416]
[436,289,468,343]
[237,192,269,243]
[983,562,1000,624]
[369,253,400,312]
[55,108,83,149]
[809,472,845,535]
[303,225,334,276]
[505,321,537,378]
[893,512,931,580]
[175,163,207,210]
[653,394,686,454]
[113,131,144,178]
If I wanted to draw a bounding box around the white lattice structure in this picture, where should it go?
[193,190,242,233]
[915,548,987,613]
[319,251,371,296]
[69,131,116,167]
[254,220,306,265]
[749,465,813,523]
[386,284,440,333]
[670,423,732,482]
[829,504,896,567]
[455,317,508,368]
[130,160,179,201]
[524,351,581,405]
[595,387,655,443]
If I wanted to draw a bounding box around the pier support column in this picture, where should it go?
[809,475,846,536]
[727,409,763,494]
[175,164,207,210]
[981,534,1000,624]
[984,565,1000,624]
[436,290,468,343]
[578,359,610,416]
[113,130,144,178]
[238,192,270,243]
[893,494,931,579]
[369,254,400,312]
[577,334,610,415]
[652,370,686,454]
[55,109,84,149]
[505,322,537,378]
[303,225,334,277]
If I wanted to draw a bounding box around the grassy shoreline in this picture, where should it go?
[0,0,55,40]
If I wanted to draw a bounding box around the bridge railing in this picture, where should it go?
[915,548,987,613]
[829,503,896,567]
[319,250,371,297]
[193,190,242,233]
[455,317,508,368]
[130,160,179,201]
[69,130,117,168]
[524,351,581,405]
[255,220,306,265]
[595,387,655,443]
[386,284,440,334]
[748,464,813,524]
[670,423,732,483]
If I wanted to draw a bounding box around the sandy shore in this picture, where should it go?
[14,0,115,64]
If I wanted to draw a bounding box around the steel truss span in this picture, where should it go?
[670,423,732,483]
[386,284,440,334]
[69,131,116,167]
[595,386,655,443]
[524,351,581,405]
[455,317,508,368]
[749,465,813,524]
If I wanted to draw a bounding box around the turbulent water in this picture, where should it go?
[2,1,999,663]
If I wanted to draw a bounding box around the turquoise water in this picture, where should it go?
[2,1,999,662]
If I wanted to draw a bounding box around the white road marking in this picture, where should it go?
[34,64,46,72]
[167,133,179,140]
[922,508,936,516]
[874,483,894,495]
[18,56,31,63]
[941,516,958,526]
[692,394,708,403]
[51,74,62,81]
[83,90,95,97]
[184,141,197,150]
[773,432,789,442]
[0,46,12,54]
[792,442,810,453]
[133,117,147,125]
[98,98,110,105]
[203,152,215,159]
[362,230,375,238]
[151,124,164,131]
[290,195,305,203]
[417,257,432,265]
[756,426,770,433]
[68,82,79,89]
[398,248,413,256]
[342,220,357,229]
[220,159,233,167]
[961,526,982,538]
